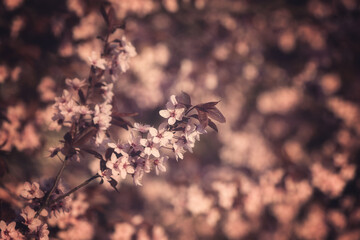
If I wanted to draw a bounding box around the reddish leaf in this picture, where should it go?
[187,114,198,119]
[73,127,97,147]
[105,148,114,160]
[100,4,109,26]
[78,89,86,104]
[111,117,132,130]
[94,82,105,88]
[83,148,104,160]
[112,120,128,130]
[49,147,60,158]
[196,101,220,109]
[172,127,185,132]
[177,91,191,106]
[109,178,119,192]
[107,6,116,30]
[196,108,209,129]
[63,132,73,144]
[207,107,226,123]
[208,119,218,132]
[114,22,126,30]
[100,158,107,172]
[130,150,142,157]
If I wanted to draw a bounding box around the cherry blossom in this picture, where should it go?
[93,103,112,145]
[140,135,161,158]
[101,82,114,103]
[153,156,167,175]
[36,224,50,240]
[20,206,42,232]
[0,221,24,240]
[20,182,45,199]
[106,155,134,179]
[108,140,130,155]
[133,164,145,186]
[121,36,137,58]
[88,51,106,70]
[65,77,87,91]
[149,123,173,147]
[133,122,150,133]
[173,141,186,161]
[115,36,137,73]
[159,95,185,125]
[128,131,144,152]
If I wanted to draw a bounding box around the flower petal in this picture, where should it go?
[152,148,160,158]
[168,117,176,125]
[149,127,157,137]
[159,110,170,118]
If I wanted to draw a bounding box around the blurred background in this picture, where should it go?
[1,0,360,239]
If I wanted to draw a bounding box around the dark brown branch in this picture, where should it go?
[35,158,68,218]
[51,174,100,204]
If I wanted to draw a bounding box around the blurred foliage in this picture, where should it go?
[1,0,360,239]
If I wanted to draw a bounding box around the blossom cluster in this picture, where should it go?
[51,36,136,146]
[102,93,214,186]
[0,6,225,239]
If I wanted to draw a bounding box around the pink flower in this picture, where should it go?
[128,131,144,152]
[159,95,185,125]
[110,222,135,240]
[173,141,186,161]
[37,224,50,240]
[106,155,134,179]
[113,36,137,73]
[20,206,42,232]
[133,164,145,186]
[0,221,24,240]
[185,119,203,143]
[133,122,150,133]
[59,99,78,125]
[54,90,72,107]
[140,135,160,158]
[77,105,93,115]
[93,103,112,145]
[153,156,167,175]
[20,182,45,199]
[88,51,106,70]
[121,36,137,58]
[108,141,130,156]
[149,123,173,147]
[65,77,87,91]
[117,52,131,73]
[98,169,112,181]
[101,83,114,103]
[93,103,112,131]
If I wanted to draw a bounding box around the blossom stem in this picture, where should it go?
[35,157,68,218]
[185,106,195,116]
[51,174,100,204]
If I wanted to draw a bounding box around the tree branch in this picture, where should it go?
[35,158,68,218]
[51,174,100,204]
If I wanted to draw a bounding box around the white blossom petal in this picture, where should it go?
[168,117,176,125]
[159,110,170,118]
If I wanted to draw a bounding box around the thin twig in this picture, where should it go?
[35,158,68,218]
[51,174,100,204]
